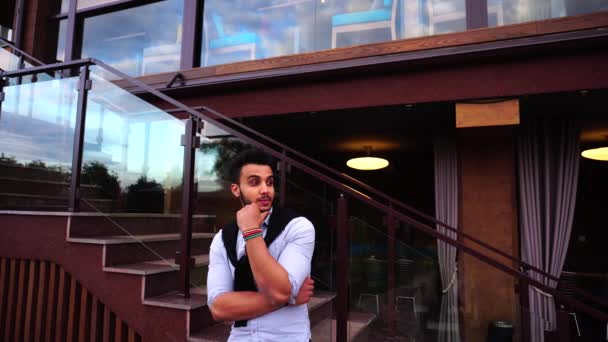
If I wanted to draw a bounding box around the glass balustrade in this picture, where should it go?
[0,75,79,210]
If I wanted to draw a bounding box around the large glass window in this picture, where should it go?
[201,0,467,67]
[55,20,67,62]
[0,26,12,41]
[489,0,608,27]
[81,0,183,77]
[61,0,124,12]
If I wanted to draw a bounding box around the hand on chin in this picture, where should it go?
[237,203,270,232]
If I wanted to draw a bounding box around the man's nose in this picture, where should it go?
[260,182,269,193]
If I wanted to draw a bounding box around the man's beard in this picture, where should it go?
[238,188,272,212]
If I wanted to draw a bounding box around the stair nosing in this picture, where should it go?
[103,254,210,275]
[0,176,100,188]
[68,232,215,245]
[143,291,208,310]
[0,192,114,201]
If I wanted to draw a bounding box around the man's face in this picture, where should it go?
[230,164,275,212]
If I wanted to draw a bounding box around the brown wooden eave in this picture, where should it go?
[118,11,608,96]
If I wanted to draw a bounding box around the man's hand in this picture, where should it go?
[291,276,314,306]
[237,203,270,233]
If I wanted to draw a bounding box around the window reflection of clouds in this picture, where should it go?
[0,78,79,168]
[81,0,183,77]
[493,0,608,26]
[84,71,185,188]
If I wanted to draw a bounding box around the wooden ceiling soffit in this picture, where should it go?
[456,99,520,128]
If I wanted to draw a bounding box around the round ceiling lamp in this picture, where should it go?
[581,147,608,161]
[347,146,389,170]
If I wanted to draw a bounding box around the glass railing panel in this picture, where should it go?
[0,76,80,211]
[1,44,58,84]
[284,166,335,294]
[0,46,22,72]
[348,212,444,341]
[201,0,467,67]
[490,0,608,27]
[194,128,252,230]
[78,66,186,214]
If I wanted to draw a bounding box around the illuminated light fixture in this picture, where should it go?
[581,147,608,161]
[347,146,389,170]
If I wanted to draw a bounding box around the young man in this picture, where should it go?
[206,149,316,341]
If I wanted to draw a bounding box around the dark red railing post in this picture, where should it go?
[383,207,398,335]
[554,304,572,342]
[0,75,5,120]
[279,149,287,207]
[519,277,531,342]
[177,117,200,298]
[69,65,91,212]
[336,194,349,342]
[16,54,25,85]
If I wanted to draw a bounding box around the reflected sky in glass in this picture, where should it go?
[81,0,183,77]
[491,0,608,27]
[84,68,186,188]
[0,48,21,71]
[0,77,79,169]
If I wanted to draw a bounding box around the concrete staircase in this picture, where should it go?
[0,162,375,341]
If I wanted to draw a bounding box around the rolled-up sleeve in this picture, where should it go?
[276,217,316,302]
[206,231,234,307]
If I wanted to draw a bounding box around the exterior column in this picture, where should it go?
[458,126,520,342]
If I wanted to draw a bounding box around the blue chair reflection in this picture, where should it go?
[331,0,398,48]
[204,12,259,66]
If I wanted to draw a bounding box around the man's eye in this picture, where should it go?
[267,179,274,186]
[249,179,259,186]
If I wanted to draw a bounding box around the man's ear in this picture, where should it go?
[230,183,240,198]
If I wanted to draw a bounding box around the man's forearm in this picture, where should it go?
[245,237,292,304]
[210,291,282,322]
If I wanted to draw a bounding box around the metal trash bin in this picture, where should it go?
[487,321,513,342]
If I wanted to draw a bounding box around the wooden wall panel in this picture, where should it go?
[3,259,17,342]
[0,258,141,342]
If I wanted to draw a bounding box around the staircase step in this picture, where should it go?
[0,192,115,211]
[188,293,337,342]
[0,162,69,182]
[0,176,101,198]
[104,254,210,275]
[68,232,214,266]
[68,213,216,238]
[144,291,208,310]
[311,312,377,342]
[68,232,215,245]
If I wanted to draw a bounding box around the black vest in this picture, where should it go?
[221,207,299,327]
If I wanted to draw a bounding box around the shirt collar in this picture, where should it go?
[262,207,273,229]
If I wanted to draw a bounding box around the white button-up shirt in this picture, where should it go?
[207,209,316,341]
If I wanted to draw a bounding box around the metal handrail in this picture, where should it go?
[1,55,607,322]
[0,37,45,66]
[174,102,562,283]
[0,42,562,283]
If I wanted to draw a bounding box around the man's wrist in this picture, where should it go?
[243,228,263,242]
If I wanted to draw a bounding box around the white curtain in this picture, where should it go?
[434,131,460,342]
[517,115,580,342]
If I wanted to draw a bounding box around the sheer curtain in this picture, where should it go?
[517,115,580,342]
[434,132,460,342]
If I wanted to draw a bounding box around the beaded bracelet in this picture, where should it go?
[244,232,263,241]
[243,228,262,240]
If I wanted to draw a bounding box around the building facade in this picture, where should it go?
[1,0,608,341]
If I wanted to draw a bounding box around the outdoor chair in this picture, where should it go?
[331,0,398,48]
[203,12,259,66]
